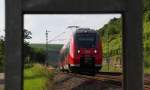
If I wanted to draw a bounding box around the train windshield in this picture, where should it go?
[76,33,96,48]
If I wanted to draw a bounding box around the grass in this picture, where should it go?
[144,67,150,74]
[24,64,55,90]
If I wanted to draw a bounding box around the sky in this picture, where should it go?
[0,0,121,44]
[24,14,121,44]
[0,0,5,36]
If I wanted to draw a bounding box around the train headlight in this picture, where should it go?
[94,50,98,54]
[77,50,80,54]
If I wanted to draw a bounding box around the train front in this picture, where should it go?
[69,28,103,73]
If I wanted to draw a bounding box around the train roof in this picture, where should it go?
[75,28,97,34]
[60,28,98,54]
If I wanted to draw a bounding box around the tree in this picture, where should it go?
[23,29,46,64]
[24,29,32,42]
[0,36,5,72]
[23,29,32,64]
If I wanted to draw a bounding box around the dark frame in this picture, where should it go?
[5,0,143,90]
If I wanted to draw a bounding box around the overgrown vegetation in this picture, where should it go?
[24,29,46,64]
[143,0,150,70]
[99,0,150,73]
[101,63,122,72]
[24,64,54,90]
[0,37,4,72]
[98,18,122,57]
[29,44,63,67]
[23,30,56,89]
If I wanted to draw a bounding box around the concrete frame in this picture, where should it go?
[5,0,143,90]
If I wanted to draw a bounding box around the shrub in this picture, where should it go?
[144,55,150,68]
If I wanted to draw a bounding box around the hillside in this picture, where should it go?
[30,44,63,51]
[98,0,150,69]
[98,18,122,57]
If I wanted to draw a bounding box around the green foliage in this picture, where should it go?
[144,40,150,55]
[24,29,33,64]
[24,29,32,40]
[144,0,150,22]
[101,63,122,72]
[30,48,46,63]
[98,18,122,36]
[144,67,150,74]
[0,38,5,72]
[144,0,150,12]
[30,44,63,51]
[143,2,150,69]
[98,17,122,58]
[23,29,47,64]
[24,64,54,90]
[144,11,150,22]
[98,0,150,71]
[144,55,150,68]
[28,44,63,65]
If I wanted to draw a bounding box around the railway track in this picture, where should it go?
[60,72,150,90]
[60,72,122,89]
[144,77,150,90]
[145,85,150,90]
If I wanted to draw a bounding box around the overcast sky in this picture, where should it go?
[0,0,5,36]
[0,0,121,44]
[24,14,121,44]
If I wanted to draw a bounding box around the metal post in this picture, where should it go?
[5,0,143,90]
[46,30,49,53]
[5,0,23,90]
[122,0,143,89]
[45,30,50,66]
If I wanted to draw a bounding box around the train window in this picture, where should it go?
[76,34,96,48]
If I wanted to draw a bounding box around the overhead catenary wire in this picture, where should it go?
[48,31,66,43]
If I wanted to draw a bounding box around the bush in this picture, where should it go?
[144,55,150,68]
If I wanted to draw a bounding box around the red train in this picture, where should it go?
[59,28,103,73]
